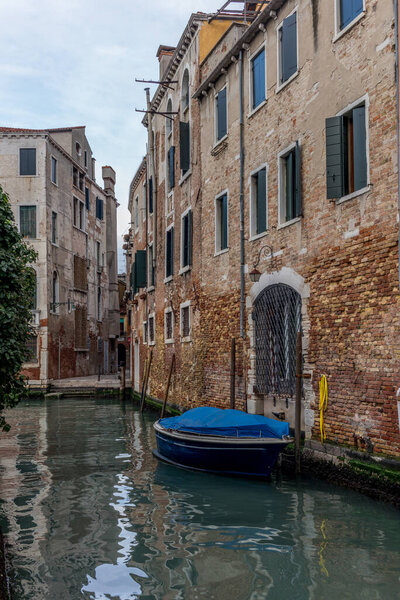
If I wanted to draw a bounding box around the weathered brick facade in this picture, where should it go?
[127,1,400,460]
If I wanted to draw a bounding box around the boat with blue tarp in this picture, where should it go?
[153,407,292,478]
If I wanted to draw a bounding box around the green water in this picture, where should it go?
[0,397,399,600]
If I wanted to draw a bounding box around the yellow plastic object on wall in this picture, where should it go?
[319,375,328,443]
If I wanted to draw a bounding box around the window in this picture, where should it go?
[181,70,190,113]
[215,193,228,253]
[96,196,104,220]
[84,150,88,168]
[19,206,36,238]
[250,166,267,237]
[338,0,364,31]
[96,241,101,266]
[73,197,85,229]
[97,274,102,321]
[166,226,174,279]
[165,308,174,343]
[180,303,191,340]
[52,211,57,244]
[143,321,148,344]
[52,271,59,313]
[278,11,298,86]
[134,196,139,229]
[148,244,155,287]
[148,314,155,345]
[168,146,175,190]
[120,318,125,336]
[326,102,368,199]
[149,177,153,214]
[31,270,38,310]
[279,142,302,224]
[79,172,84,191]
[76,142,82,157]
[19,148,36,176]
[216,87,227,142]
[51,156,57,184]
[251,48,265,110]
[73,166,78,187]
[25,334,38,363]
[166,99,173,137]
[179,122,190,175]
[85,186,90,211]
[181,209,193,269]
[133,250,147,292]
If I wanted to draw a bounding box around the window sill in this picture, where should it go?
[181,336,192,343]
[165,339,174,345]
[276,70,299,94]
[51,242,59,248]
[51,180,58,187]
[335,185,371,205]
[248,99,267,119]
[213,134,228,151]
[277,216,301,230]
[75,348,88,352]
[214,248,229,257]
[249,230,268,242]
[23,361,39,366]
[164,276,173,284]
[73,225,86,234]
[149,341,156,347]
[333,11,366,43]
[179,265,191,275]
[147,285,155,293]
[179,169,192,186]
[19,174,38,178]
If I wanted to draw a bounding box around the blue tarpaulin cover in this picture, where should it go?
[160,407,289,439]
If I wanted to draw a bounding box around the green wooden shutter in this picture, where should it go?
[20,148,36,176]
[188,209,193,266]
[285,152,294,222]
[256,169,267,234]
[166,228,174,277]
[179,122,190,173]
[130,264,135,290]
[217,88,227,140]
[326,116,345,199]
[168,146,175,189]
[353,105,367,191]
[295,141,302,218]
[149,177,153,214]
[221,195,228,250]
[281,12,297,83]
[134,250,147,292]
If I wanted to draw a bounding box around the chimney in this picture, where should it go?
[102,165,116,195]
[156,45,176,80]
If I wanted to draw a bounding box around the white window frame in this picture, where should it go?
[248,42,267,117]
[334,0,366,42]
[164,307,174,344]
[334,94,370,204]
[179,206,192,274]
[214,189,229,256]
[276,6,299,93]
[214,83,228,147]
[249,163,268,240]
[180,301,191,342]
[278,141,301,228]
[148,312,156,346]
[51,155,58,185]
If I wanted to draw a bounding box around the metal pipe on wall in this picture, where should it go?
[395,0,400,290]
[239,49,245,339]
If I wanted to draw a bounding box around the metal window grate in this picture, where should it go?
[149,316,155,343]
[182,306,190,338]
[165,311,173,340]
[253,284,301,396]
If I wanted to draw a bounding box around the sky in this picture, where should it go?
[1,0,221,271]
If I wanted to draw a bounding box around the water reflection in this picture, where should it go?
[0,398,399,600]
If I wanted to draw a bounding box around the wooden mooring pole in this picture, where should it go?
[120,362,126,401]
[140,350,153,413]
[230,338,236,409]
[161,354,175,418]
[295,332,302,475]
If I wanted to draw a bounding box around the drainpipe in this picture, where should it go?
[239,49,245,339]
[395,0,400,289]
[146,87,157,296]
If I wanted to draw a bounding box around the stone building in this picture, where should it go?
[128,0,400,460]
[0,126,119,386]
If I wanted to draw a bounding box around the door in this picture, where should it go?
[104,340,109,375]
[134,341,140,392]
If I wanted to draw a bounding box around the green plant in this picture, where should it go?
[0,186,37,431]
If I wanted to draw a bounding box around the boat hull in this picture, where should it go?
[153,421,291,478]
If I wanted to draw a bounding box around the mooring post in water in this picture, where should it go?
[140,350,153,413]
[161,353,175,419]
[295,331,302,475]
[120,362,126,400]
[230,338,236,409]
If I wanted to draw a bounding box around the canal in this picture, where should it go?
[0,397,399,600]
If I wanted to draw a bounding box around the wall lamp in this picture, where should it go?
[249,245,273,282]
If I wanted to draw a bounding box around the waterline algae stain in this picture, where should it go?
[0,398,399,599]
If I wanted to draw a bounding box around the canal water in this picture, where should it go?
[0,397,399,600]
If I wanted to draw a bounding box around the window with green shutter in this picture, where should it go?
[19,206,37,238]
[251,49,265,109]
[96,197,104,220]
[216,87,227,141]
[216,193,228,252]
[168,146,175,191]
[339,0,363,30]
[134,250,147,292]
[148,177,153,214]
[166,227,174,278]
[181,209,192,269]
[279,142,301,223]
[19,148,36,176]
[326,103,367,199]
[251,167,267,236]
[179,122,190,175]
[279,11,298,85]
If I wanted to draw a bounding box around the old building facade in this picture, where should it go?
[128,0,400,460]
[0,126,119,386]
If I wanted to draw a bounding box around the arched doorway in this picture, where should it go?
[118,343,126,368]
[253,283,301,397]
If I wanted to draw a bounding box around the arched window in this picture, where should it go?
[166,99,173,137]
[181,70,190,113]
[52,271,59,313]
[253,284,301,396]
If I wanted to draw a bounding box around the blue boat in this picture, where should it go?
[153,407,292,478]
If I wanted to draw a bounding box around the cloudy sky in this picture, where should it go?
[1,0,220,270]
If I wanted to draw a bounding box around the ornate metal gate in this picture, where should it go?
[253,284,301,396]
